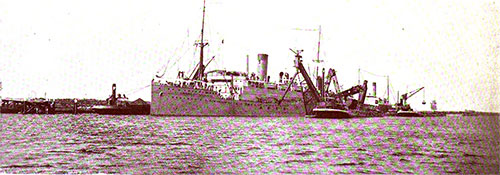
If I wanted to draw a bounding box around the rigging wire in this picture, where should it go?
[188,42,200,77]
[359,68,387,78]
[359,68,400,102]
[170,38,196,72]
[361,68,424,104]
[156,31,192,78]
[390,83,398,102]
[122,84,152,96]
[206,11,224,70]
[204,10,226,71]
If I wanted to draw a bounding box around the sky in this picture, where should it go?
[0,0,498,112]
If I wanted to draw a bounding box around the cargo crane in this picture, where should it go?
[326,80,368,109]
[290,49,321,115]
[397,87,424,111]
[324,68,341,95]
[290,49,370,116]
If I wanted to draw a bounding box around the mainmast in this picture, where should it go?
[313,25,323,78]
[386,75,390,104]
[194,0,208,81]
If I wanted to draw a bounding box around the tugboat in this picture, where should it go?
[92,84,150,115]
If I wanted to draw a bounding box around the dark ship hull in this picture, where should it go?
[309,108,352,119]
[394,111,423,117]
[0,108,23,114]
[93,105,150,115]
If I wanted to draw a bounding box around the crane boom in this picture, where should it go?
[291,49,321,114]
[324,68,341,95]
[290,49,370,114]
[292,49,321,102]
[398,87,425,110]
[402,87,424,101]
[329,80,367,104]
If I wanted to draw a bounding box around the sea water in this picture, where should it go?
[0,114,498,174]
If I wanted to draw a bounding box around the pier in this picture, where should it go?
[1,98,106,114]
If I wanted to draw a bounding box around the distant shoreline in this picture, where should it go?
[419,110,500,117]
[1,98,498,116]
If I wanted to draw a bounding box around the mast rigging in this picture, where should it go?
[193,0,208,81]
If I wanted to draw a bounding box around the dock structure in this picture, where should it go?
[22,99,55,114]
[1,98,107,114]
[1,98,55,114]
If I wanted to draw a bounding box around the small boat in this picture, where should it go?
[92,102,150,115]
[309,108,352,119]
[394,110,423,117]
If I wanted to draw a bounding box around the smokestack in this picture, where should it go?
[111,83,117,105]
[321,68,325,97]
[257,54,268,81]
[317,76,324,98]
[359,80,368,106]
[372,82,377,97]
[112,84,116,99]
[246,55,249,76]
[279,72,284,83]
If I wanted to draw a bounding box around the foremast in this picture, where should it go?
[192,0,208,81]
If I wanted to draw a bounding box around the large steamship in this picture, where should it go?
[151,0,305,116]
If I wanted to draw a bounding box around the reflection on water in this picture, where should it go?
[0,114,498,174]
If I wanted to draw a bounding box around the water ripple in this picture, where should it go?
[0,114,498,174]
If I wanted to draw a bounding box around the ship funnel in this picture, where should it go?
[279,72,284,83]
[317,76,324,98]
[246,55,250,76]
[112,83,117,99]
[372,82,377,97]
[110,83,117,106]
[257,54,268,81]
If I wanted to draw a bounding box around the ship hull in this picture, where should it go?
[0,108,23,114]
[151,82,305,117]
[309,108,352,119]
[93,105,150,115]
[395,111,423,117]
